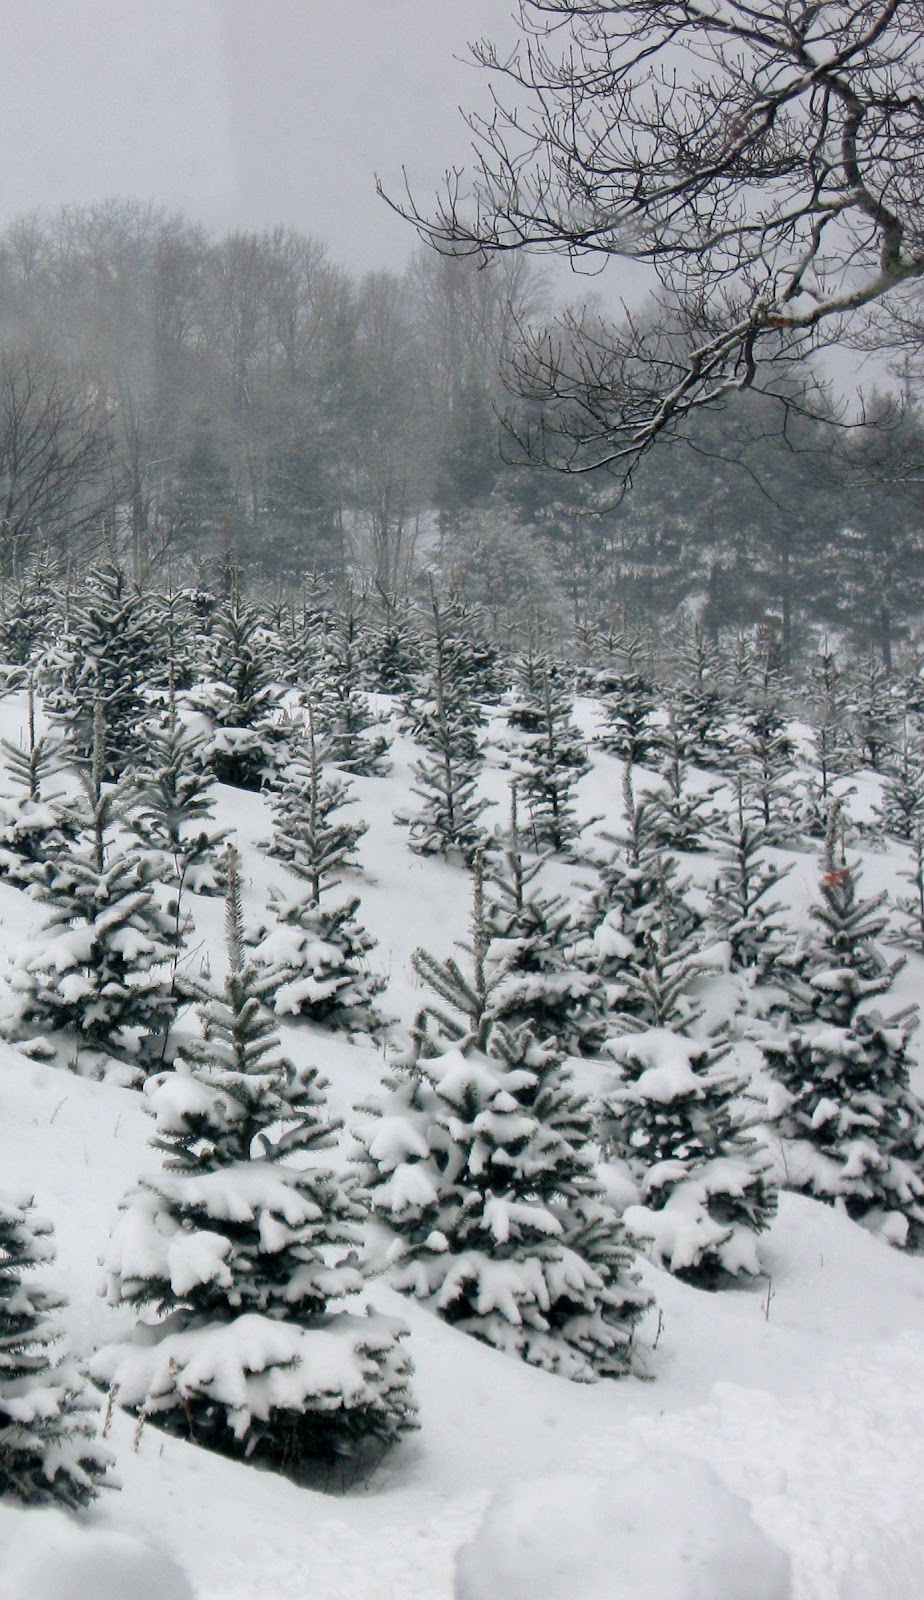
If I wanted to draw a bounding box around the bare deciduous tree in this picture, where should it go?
[0,348,113,572]
[385,1,924,476]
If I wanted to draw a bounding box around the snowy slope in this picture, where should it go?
[0,686,923,1598]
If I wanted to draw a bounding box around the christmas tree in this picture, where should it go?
[253,726,386,1035]
[594,641,662,768]
[507,670,590,856]
[765,801,924,1246]
[267,712,366,900]
[0,679,78,886]
[12,705,180,1067]
[483,792,606,1053]
[189,586,284,791]
[92,851,417,1477]
[44,563,156,779]
[0,1192,112,1507]
[355,1020,650,1380]
[601,1024,778,1286]
[130,691,228,897]
[397,605,489,862]
[312,591,391,775]
[708,779,790,974]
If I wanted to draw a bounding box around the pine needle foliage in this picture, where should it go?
[0,1193,112,1507]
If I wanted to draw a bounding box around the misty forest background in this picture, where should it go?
[0,199,917,673]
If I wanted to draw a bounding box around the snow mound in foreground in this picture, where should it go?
[0,1504,195,1600]
[454,1454,791,1600]
[839,1523,924,1599]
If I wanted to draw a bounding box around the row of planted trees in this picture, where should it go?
[5,560,924,1505]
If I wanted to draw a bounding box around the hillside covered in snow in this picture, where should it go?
[0,572,923,1598]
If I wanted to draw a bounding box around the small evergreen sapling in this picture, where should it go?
[848,652,898,772]
[648,710,719,853]
[130,693,228,896]
[13,705,181,1066]
[600,1025,778,1286]
[507,670,591,856]
[708,780,790,974]
[667,626,727,768]
[355,1018,651,1380]
[0,679,77,885]
[597,907,778,1286]
[764,802,924,1247]
[397,636,489,863]
[189,588,284,791]
[483,791,606,1053]
[267,712,367,899]
[312,593,391,775]
[92,852,417,1477]
[734,699,802,847]
[0,1192,112,1507]
[251,894,388,1037]
[44,563,156,779]
[251,729,386,1035]
[577,767,702,1017]
[358,862,652,1378]
[875,719,924,842]
[800,645,854,837]
[893,821,924,954]
[594,643,662,768]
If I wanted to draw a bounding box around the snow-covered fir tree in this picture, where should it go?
[732,692,802,847]
[44,563,156,779]
[600,1020,778,1286]
[483,792,606,1053]
[355,1015,651,1380]
[848,652,898,772]
[275,571,330,689]
[312,592,390,775]
[893,821,924,954]
[577,767,702,1017]
[365,592,423,695]
[267,712,366,899]
[397,599,489,863]
[666,625,727,768]
[129,692,228,897]
[0,1191,112,1507]
[12,706,181,1067]
[507,670,590,856]
[800,645,854,836]
[0,680,77,886]
[409,847,499,1055]
[875,719,924,842]
[594,892,778,1286]
[764,802,924,1246]
[648,710,719,852]
[92,855,417,1477]
[779,800,901,1024]
[593,642,662,768]
[251,732,386,1035]
[708,780,790,974]
[0,553,60,666]
[249,892,388,1038]
[188,587,283,791]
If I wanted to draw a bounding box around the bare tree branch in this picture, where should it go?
[380,1,924,474]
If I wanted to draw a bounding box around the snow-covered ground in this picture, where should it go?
[1,687,923,1599]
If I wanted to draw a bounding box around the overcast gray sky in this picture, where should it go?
[0,0,521,272]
